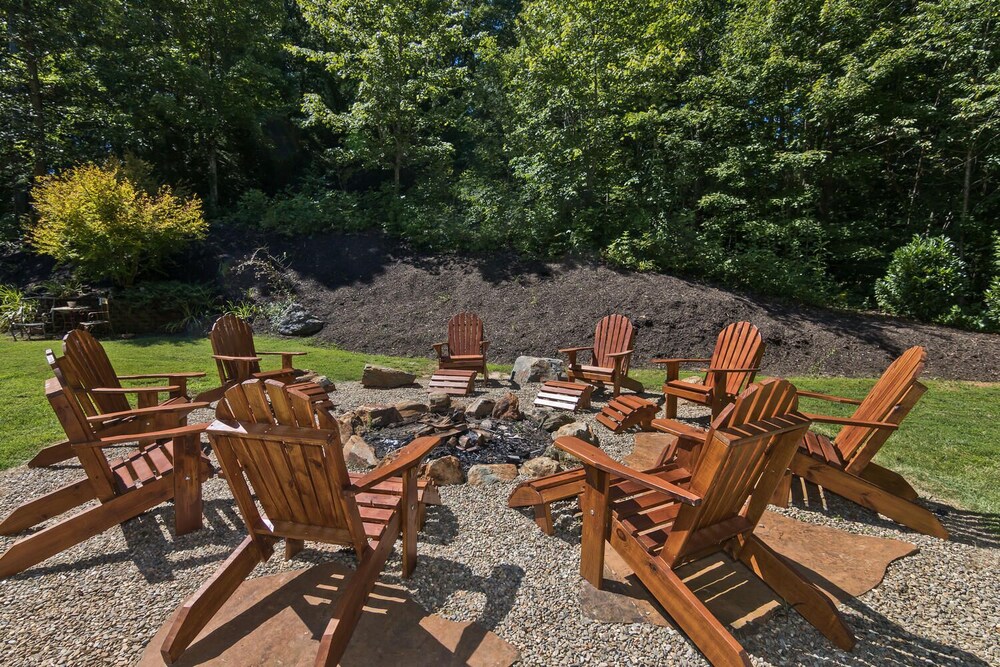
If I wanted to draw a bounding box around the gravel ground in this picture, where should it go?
[0,379,997,666]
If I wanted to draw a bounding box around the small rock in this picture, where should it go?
[479,419,494,430]
[520,456,560,478]
[553,421,600,447]
[492,392,522,420]
[467,463,518,486]
[429,392,451,413]
[296,370,336,391]
[343,435,377,468]
[394,400,428,419]
[544,443,580,466]
[420,455,465,485]
[361,364,417,389]
[510,356,565,385]
[466,397,496,419]
[275,302,324,336]
[355,404,402,429]
[337,413,355,443]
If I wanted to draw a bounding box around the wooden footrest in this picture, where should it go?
[429,369,477,396]
[534,381,594,411]
[596,395,658,433]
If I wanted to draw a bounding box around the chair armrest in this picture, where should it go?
[555,436,702,506]
[432,342,450,357]
[88,385,180,395]
[558,346,592,354]
[212,354,262,362]
[480,340,490,353]
[706,366,759,373]
[802,413,898,430]
[352,436,442,492]
[86,402,210,424]
[796,390,863,405]
[652,358,711,365]
[258,351,307,357]
[117,372,206,380]
[606,349,634,359]
[73,422,209,449]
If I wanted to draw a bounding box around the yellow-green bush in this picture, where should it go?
[29,163,207,287]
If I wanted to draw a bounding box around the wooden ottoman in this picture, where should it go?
[533,381,594,411]
[596,395,658,433]
[428,369,477,396]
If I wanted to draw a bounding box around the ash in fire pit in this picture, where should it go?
[365,402,553,470]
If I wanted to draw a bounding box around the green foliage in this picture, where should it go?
[875,236,970,322]
[223,300,263,321]
[114,281,218,333]
[29,163,207,287]
[0,285,28,333]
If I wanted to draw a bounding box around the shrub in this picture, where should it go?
[0,284,27,333]
[114,280,218,333]
[875,235,968,322]
[29,163,207,287]
[985,234,1000,330]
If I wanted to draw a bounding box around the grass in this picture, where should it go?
[1,336,997,518]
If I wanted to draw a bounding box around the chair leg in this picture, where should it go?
[858,463,920,501]
[611,527,751,667]
[401,469,418,578]
[731,534,855,651]
[534,503,554,535]
[663,388,678,419]
[27,439,76,467]
[316,525,397,667]
[0,481,172,578]
[285,539,304,560]
[0,479,97,535]
[769,471,792,508]
[161,536,272,664]
[791,454,948,539]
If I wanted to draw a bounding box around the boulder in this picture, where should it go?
[275,303,324,337]
[536,410,575,432]
[544,443,579,467]
[296,371,336,392]
[355,404,402,429]
[429,392,451,413]
[420,456,465,485]
[466,397,496,419]
[553,421,600,447]
[467,463,518,486]
[394,400,429,420]
[361,364,417,389]
[510,356,565,385]
[520,456,560,478]
[492,393,522,420]
[343,435,377,468]
[337,413,355,443]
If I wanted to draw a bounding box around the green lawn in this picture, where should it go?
[2,337,997,517]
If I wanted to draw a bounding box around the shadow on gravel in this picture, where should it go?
[405,555,524,631]
[418,504,460,546]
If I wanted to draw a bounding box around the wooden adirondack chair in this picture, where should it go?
[559,314,643,396]
[775,346,947,538]
[200,313,324,403]
[511,378,798,535]
[433,312,490,379]
[655,321,765,419]
[160,379,445,666]
[554,379,854,667]
[0,353,211,578]
[28,329,206,468]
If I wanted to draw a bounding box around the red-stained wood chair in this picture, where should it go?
[559,314,643,397]
[433,312,490,379]
[775,346,947,538]
[199,314,330,405]
[0,352,211,578]
[28,328,206,468]
[654,321,765,419]
[555,379,854,667]
[160,379,444,666]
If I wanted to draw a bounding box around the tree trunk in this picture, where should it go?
[19,0,46,179]
[207,144,219,213]
[959,142,973,258]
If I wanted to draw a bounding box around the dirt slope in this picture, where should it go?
[234,231,998,381]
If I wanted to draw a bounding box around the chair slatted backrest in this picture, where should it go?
[210,314,262,385]
[593,314,636,373]
[62,329,131,414]
[45,351,117,500]
[447,312,485,356]
[209,380,370,556]
[835,346,926,472]
[705,322,765,397]
[659,379,810,567]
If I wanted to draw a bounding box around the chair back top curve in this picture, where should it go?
[62,329,129,414]
[593,314,636,373]
[210,314,261,383]
[836,346,926,470]
[209,380,370,555]
[447,312,485,356]
[659,379,810,566]
[705,322,765,397]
